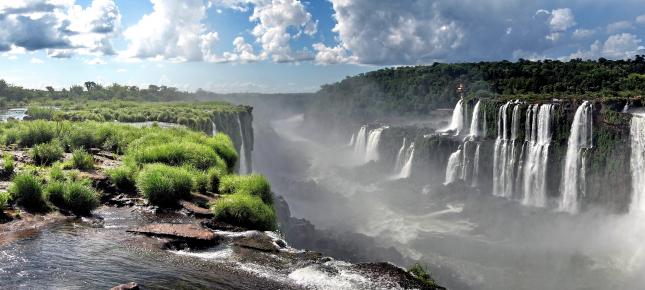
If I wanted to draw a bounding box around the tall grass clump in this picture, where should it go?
[70,149,95,170]
[30,141,64,165]
[136,164,193,207]
[219,174,273,205]
[63,181,100,216]
[16,120,56,147]
[1,153,15,178]
[207,133,238,172]
[211,194,276,231]
[0,191,10,210]
[207,168,221,194]
[193,171,209,193]
[108,165,137,192]
[9,172,47,212]
[131,141,226,171]
[45,180,66,207]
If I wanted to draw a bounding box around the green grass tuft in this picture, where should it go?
[1,153,15,178]
[207,168,221,194]
[9,172,47,212]
[70,149,95,170]
[136,163,193,207]
[108,165,137,192]
[219,174,273,205]
[45,180,66,207]
[0,191,10,210]
[211,194,276,231]
[193,171,209,193]
[63,181,100,216]
[30,141,64,166]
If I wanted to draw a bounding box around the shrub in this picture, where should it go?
[211,194,276,231]
[30,141,64,165]
[49,163,66,181]
[219,174,273,205]
[207,133,238,172]
[108,165,137,192]
[207,168,221,194]
[136,164,193,207]
[0,191,10,210]
[63,127,97,150]
[17,121,56,147]
[408,263,437,287]
[9,172,47,212]
[1,153,15,178]
[45,180,66,207]
[193,171,209,193]
[132,141,226,171]
[70,149,94,170]
[63,181,100,216]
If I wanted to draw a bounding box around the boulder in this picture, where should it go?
[179,200,213,218]
[127,223,218,243]
[110,282,139,290]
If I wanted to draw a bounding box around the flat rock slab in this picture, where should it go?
[180,200,214,218]
[233,232,280,252]
[127,223,218,241]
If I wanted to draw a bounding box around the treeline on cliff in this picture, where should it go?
[308,56,645,123]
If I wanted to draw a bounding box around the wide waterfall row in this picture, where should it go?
[489,101,556,207]
[559,101,593,213]
[351,125,386,163]
[444,100,485,185]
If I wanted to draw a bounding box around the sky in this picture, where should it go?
[0,0,644,93]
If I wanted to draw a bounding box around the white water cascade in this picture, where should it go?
[394,142,415,179]
[237,115,248,174]
[444,148,463,185]
[492,101,521,198]
[348,133,356,147]
[469,100,485,137]
[559,101,593,213]
[394,138,407,172]
[211,121,217,136]
[364,127,385,162]
[521,104,554,207]
[353,126,367,158]
[471,144,481,186]
[442,99,464,135]
[630,116,645,212]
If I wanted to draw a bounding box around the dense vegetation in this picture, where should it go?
[309,56,645,123]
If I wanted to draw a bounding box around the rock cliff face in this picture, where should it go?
[210,108,254,173]
[371,97,636,213]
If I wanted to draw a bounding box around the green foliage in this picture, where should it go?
[63,181,100,216]
[108,165,137,192]
[9,172,47,212]
[408,263,437,287]
[207,168,221,194]
[131,141,226,171]
[1,153,15,178]
[70,149,95,170]
[0,191,10,210]
[30,141,64,165]
[136,164,193,207]
[211,194,276,231]
[208,133,238,172]
[49,163,66,181]
[45,180,66,207]
[193,171,209,193]
[14,120,56,147]
[219,174,273,205]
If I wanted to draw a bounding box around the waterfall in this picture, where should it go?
[444,148,462,185]
[353,126,367,158]
[559,101,593,213]
[630,117,645,212]
[237,115,248,174]
[471,143,481,186]
[211,121,217,136]
[469,100,483,137]
[443,99,464,135]
[394,138,407,172]
[348,133,356,147]
[394,142,415,179]
[364,127,384,162]
[521,104,553,207]
[492,101,521,198]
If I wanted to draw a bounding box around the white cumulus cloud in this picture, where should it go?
[570,33,644,60]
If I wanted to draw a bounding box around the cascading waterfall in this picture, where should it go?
[444,148,462,185]
[364,127,384,162]
[211,121,217,136]
[630,116,645,212]
[348,133,356,147]
[471,144,481,186]
[469,100,483,137]
[559,101,593,213]
[353,126,367,158]
[521,104,553,207]
[394,138,407,172]
[394,142,415,179]
[443,99,464,135]
[492,101,521,198]
[237,115,248,174]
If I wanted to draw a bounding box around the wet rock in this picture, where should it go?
[201,219,247,232]
[190,192,219,208]
[110,282,139,290]
[354,262,446,290]
[127,223,219,245]
[106,194,142,207]
[79,170,112,192]
[232,231,280,252]
[179,200,213,218]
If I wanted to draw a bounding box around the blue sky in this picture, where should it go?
[0,0,644,93]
